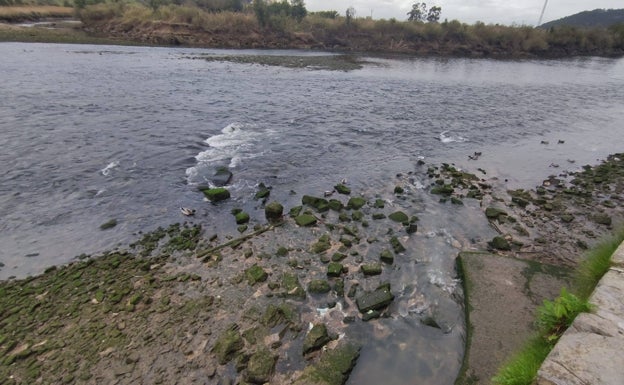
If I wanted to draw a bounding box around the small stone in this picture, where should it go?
[361,263,382,276]
[308,279,331,294]
[388,211,409,223]
[328,199,344,211]
[592,213,612,226]
[302,324,331,355]
[100,219,117,230]
[485,207,507,219]
[200,187,230,202]
[405,223,418,234]
[334,184,351,195]
[372,213,386,220]
[246,349,277,384]
[332,252,347,262]
[245,265,268,285]
[212,325,244,364]
[327,262,345,277]
[374,199,385,208]
[488,236,511,251]
[390,236,406,254]
[295,214,317,227]
[346,197,366,210]
[356,287,394,313]
[380,250,394,264]
[560,214,574,223]
[255,183,271,200]
[394,185,404,194]
[289,206,302,218]
[264,202,283,222]
[430,185,454,195]
[235,212,250,224]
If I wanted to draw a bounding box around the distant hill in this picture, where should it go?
[540,8,624,29]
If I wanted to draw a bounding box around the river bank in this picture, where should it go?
[2,153,623,384]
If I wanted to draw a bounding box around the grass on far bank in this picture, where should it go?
[0,6,73,22]
[492,227,624,385]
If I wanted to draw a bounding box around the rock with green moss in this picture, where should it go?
[430,185,454,195]
[560,213,575,223]
[281,273,306,300]
[308,279,331,294]
[289,205,303,218]
[390,236,406,254]
[356,286,394,313]
[485,207,507,219]
[394,185,404,194]
[311,234,331,254]
[246,349,277,384]
[388,211,409,223]
[302,195,330,212]
[245,265,268,285]
[592,213,612,225]
[254,182,271,200]
[100,219,117,230]
[334,184,351,195]
[360,263,382,276]
[303,324,332,355]
[379,250,394,264]
[373,199,385,208]
[293,343,360,385]
[235,211,250,224]
[331,252,347,262]
[264,201,283,222]
[328,199,344,211]
[212,325,244,364]
[346,197,366,210]
[296,214,317,227]
[200,187,230,202]
[327,262,345,277]
[488,236,511,251]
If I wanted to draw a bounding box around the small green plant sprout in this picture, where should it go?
[537,288,592,343]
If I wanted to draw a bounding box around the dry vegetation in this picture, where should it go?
[0,5,73,22]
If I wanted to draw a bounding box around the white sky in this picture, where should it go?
[305,1,622,26]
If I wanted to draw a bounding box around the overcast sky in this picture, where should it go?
[305,1,621,26]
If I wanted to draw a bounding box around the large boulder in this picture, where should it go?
[264,201,283,222]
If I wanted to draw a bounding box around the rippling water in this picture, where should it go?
[1,43,623,384]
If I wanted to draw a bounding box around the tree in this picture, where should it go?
[290,0,307,22]
[427,6,441,23]
[253,0,268,27]
[407,2,426,22]
[345,6,356,25]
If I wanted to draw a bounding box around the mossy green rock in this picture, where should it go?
[394,185,404,194]
[303,324,331,355]
[212,326,244,364]
[327,262,344,277]
[379,250,394,264]
[373,199,385,208]
[235,211,250,224]
[254,182,271,200]
[390,236,406,254]
[485,207,507,219]
[592,213,612,225]
[311,234,331,254]
[489,236,511,251]
[201,187,230,202]
[560,213,575,223]
[245,265,268,285]
[346,197,366,210]
[388,211,409,223]
[334,184,351,195]
[361,263,382,276]
[356,287,394,313]
[246,349,277,384]
[430,185,454,195]
[302,195,330,212]
[308,279,331,294]
[100,219,117,230]
[282,273,306,300]
[328,199,344,211]
[293,343,360,385]
[295,214,317,227]
[264,201,283,222]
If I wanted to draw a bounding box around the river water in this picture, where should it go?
[1,42,623,384]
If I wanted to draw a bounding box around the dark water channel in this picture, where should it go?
[1,43,623,384]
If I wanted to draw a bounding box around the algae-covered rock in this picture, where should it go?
[201,187,230,202]
[100,219,117,230]
[372,213,386,220]
[311,234,331,254]
[212,325,244,364]
[293,343,360,385]
[430,185,454,195]
[331,252,347,262]
[373,199,385,208]
[390,236,406,254]
[254,182,271,200]
[265,201,283,222]
[356,286,394,313]
[560,213,575,223]
[488,236,511,251]
[388,211,409,223]
[246,349,277,384]
[592,213,612,226]
[405,223,418,234]
[450,197,463,205]
[262,304,296,328]
[302,195,330,212]
[281,273,306,300]
[235,211,250,224]
[360,263,382,276]
[327,262,344,277]
[394,185,404,194]
[303,324,331,355]
[289,205,303,218]
[334,184,351,195]
[485,207,507,219]
[346,197,366,210]
[308,279,331,294]
[296,214,317,227]
[245,265,268,285]
[379,249,394,264]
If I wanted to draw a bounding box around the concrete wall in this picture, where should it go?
[536,243,624,385]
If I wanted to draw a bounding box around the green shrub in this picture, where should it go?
[537,288,591,343]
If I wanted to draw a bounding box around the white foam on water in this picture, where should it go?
[101,161,119,176]
[185,122,272,185]
[438,130,468,143]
